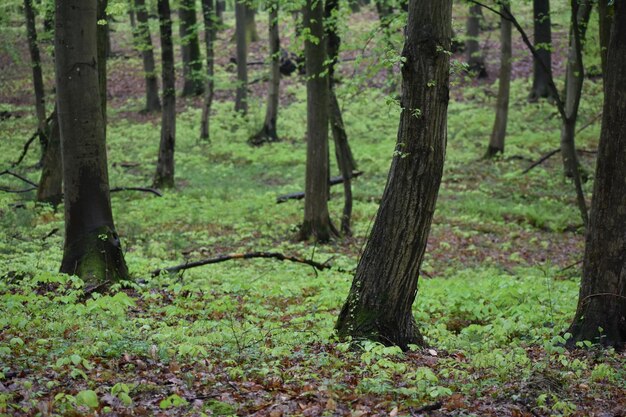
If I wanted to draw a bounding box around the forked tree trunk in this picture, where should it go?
[200,0,215,140]
[97,0,108,130]
[466,4,487,78]
[179,0,204,96]
[299,0,336,242]
[154,0,176,189]
[567,1,626,350]
[134,0,161,112]
[55,0,128,287]
[486,2,512,157]
[234,1,248,114]
[529,0,554,101]
[336,0,452,349]
[37,107,63,206]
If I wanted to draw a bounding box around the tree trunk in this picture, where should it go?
[245,5,259,43]
[566,1,626,350]
[154,0,176,189]
[97,0,108,130]
[129,5,136,29]
[299,0,336,242]
[55,0,128,287]
[486,2,512,157]
[234,1,248,114]
[200,0,215,140]
[597,0,612,76]
[216,0,225,26]
[529,0,554,101]
[134,0,161,112]
[466,4,487,78]
[336,0,452,350]
[249,3,280,145]
[179,0,204,96]
[37,107,63,206]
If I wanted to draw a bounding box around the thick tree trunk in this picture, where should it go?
[249,4,280,145]
[567,1,626,350]
[466,4,487,78]
[486,2,512,157]
[134,0,161,112]
[529,0,554,101]
[200,0,215,140]
[154,0,176,189]
[97,0,108,129]
[299,0,336,242]
[597,0,612,76]
[23,0,47,150]
[234,1,248,114]
[179,0,204,96]
[37,107,62,206]
[336,0,452,349]
[55,0,128,287]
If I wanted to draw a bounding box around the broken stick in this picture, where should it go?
[276,171,363,203]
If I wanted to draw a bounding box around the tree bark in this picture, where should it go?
[466,4,487,78]
[336,0,452,349]
[134,0,161,112]
[567,0,626,350]
[597,0,612,76]
[216,0,225,26]
[245,5,259,43]
[179,0,204,96]
[529,0,554,101]
[234,1,248,114]
[23,0,47,150]
[200,0,215,140]
[486,2,512,157]
[55,0,128,287]
[154,0,176,189]
[37,107,63,206]
[97,0,108,129]
[299,0,336,242]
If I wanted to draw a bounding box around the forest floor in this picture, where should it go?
[1,2,625,417]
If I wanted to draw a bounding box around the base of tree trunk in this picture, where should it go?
[249,124,279,146]
[467,62,488,79]
[528,85,555,103]
[298,219,338,243]
[484,145,503,159]
[566,307,626,350]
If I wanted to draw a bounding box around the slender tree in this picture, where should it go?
[55,0,128,286]
[179,0,204,96]
[235,0,248,114]
[566,0,626,350]
[466,4,487,78]
[154,0,176,188]
[529,0,554,101]
[134,0,161,112]
[245,4,259,43]
[336,0,452,349]
[200,0,216,140]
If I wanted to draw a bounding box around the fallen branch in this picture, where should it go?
[522,149,560,174]
[410,401,443,415]
[151,251,332,277]
[277,171,363,203]
[110,186,163,197]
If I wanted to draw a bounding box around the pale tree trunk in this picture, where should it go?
[486,1,512,157]
[55,0,128,288]
[200,0,215,140]
[299,0,336,242]
[154,0,176,189]
[336,0,452,350]
[529,0,554,101]
[466,4,487,78]
[37,107,63,206]
[234,1,248,114]
[567,0,626,350]
[245,5,259,43]
[179,0,204,96]
[134,0,161,112]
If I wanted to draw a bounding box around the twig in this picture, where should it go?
[12,112,54,167]
[0,186,37,193]
[277,171,363,203]
[0,170,38,187]
[110,186,163,197]
[522,149,560,174]
[559,259,582,272]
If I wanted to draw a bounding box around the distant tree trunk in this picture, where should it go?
[97,0,108,129]
[134,0,161,112]
[129,4,136,29]
[299,0,336,242]
[566,0,626,350]
[55,0,128,287]
[234,1,248,114]
[179,0,204,96]
[336,0,452,350]
[466,4,487,78]
[24,0,47,151]
[200,0,215,140]
[37,107,63,206]
[249,3,280,145]
[374,0,398,93]
[486,1,512,157]
[597,0,612,76]
[529,0,554,101]
[216,0,225,26]
[245,5,259,43]
[154,0,176,189]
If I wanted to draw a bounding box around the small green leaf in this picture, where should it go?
[76,389,99,409]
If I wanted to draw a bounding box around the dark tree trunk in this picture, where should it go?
[529,0,554,101]
[567,1,626,350]
[466,4,487,78]
[200,0,215,140]
[234,1,248,114]
[215,0,224,26]
[97,0,108,129]
[55,0,128,287]
[129,5,136,29]
[336,0,452,350]
[134,0,161,112]
[23,0,47,150]
[598,0,612,76]
[245,5,259,43]
[37,107,62,206]
[486,2,512,157]
[249,3,280,145]
[299,0,336,242]
[179,0,204,96]
[154,0,176,189]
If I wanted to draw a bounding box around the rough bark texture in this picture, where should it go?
[55,0,128,287]
[466,4,487,78]
[486,2,511,157]
[529,0,554,101]
[154,0,176,189]
[567,1,626,350]
[37,107,63,206]
[234,1,248,114]
[97,0,108,129]
[597,0,612,76]
[335,0,452,349]
[179,0,204,96]
[134,0,161,112]
[24,0,47,144]
[200,0,215,140]
[299,0,335,242]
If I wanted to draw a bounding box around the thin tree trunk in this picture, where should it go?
[179,0,204,96]
[37,107,62,206]
[245,5,259,43]
[529,0,554,101]
[134,0,161,112]
[567,0,626,350]
[466,4,487,78]
[129,5,136,29]
[234,1,248,114]
[200,0,215,140]
[154,0,176,189]
[216,0,225,26]
[23,0,47,149]
[55,0,128,287]
[486,1,512,157]
[336,0,452,350]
